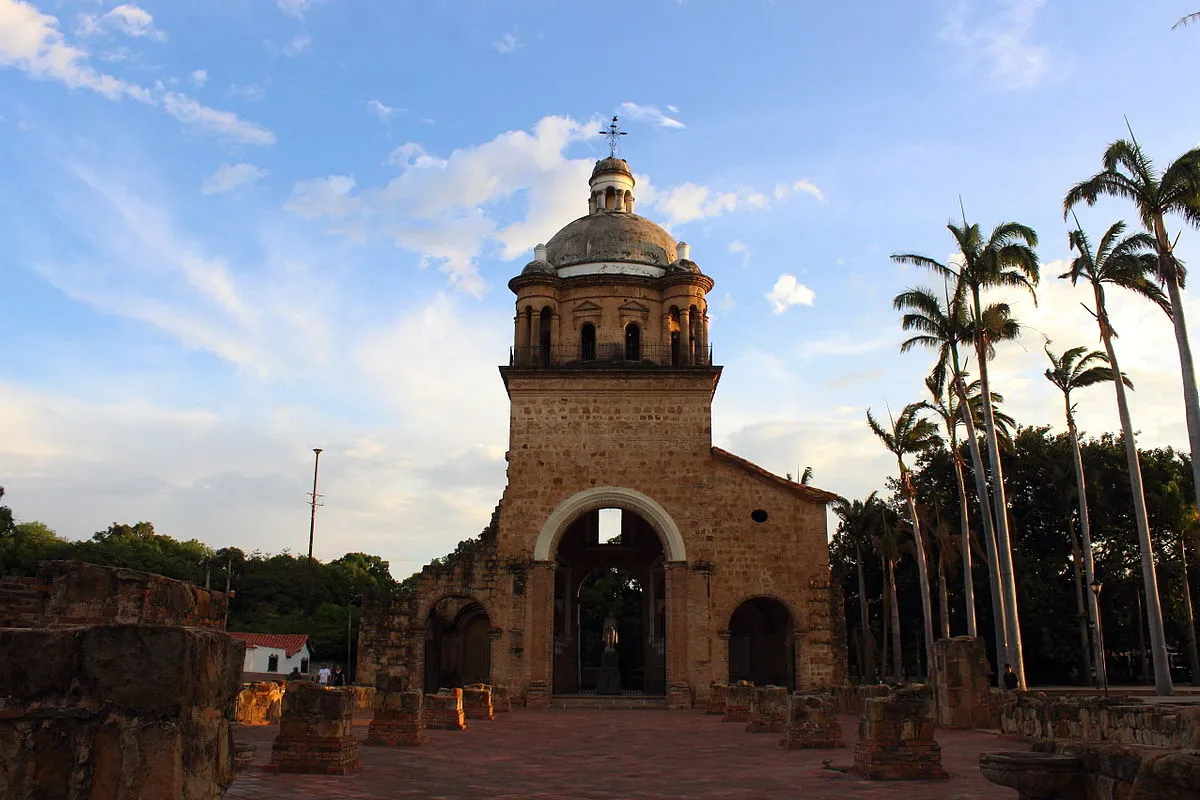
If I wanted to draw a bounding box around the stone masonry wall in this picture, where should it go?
[235,682,286,726]
[852,685,948,781]
[1002,694,1200,752]
[0,560,228,629]
[932,636,995,729]
[0,625,243,800]
[747,685,789,733]
[265,683,359,775]
[366,678,427,747]
[783,692,844,750]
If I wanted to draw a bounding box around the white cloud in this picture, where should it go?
[776,179,824,202]
[0,0,150,101]
[766,274,816,313]
[229,83,266,101]
[78,4,165,41]
[940,0,1050,90]
[493,32,521,54]
[201,163,268,195]
[276,0,323,19]
[190,69,208,88]
[729,239,751,268]
[366,98,403,122]
[619,101,685,129]
[0,2,274,144]
[282,34,311,57]
[162,92,276,145]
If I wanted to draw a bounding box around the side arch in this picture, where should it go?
[534,486,687,562]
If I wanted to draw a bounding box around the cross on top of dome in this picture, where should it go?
[599,116,627,158]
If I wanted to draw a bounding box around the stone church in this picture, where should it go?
[358,155,842,708]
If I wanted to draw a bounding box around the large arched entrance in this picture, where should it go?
[424,596,491,693]
[552,507,667,695]
[729,597,795,689]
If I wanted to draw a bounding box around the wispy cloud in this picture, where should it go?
[619,101,685,129]
[276,0,325,19]
[493,32,521,54]
[282,34,312,57]
[366,98,404,122]
[939,0,1050,90]
[0,1,274,144]
[765,274,816,313]
[77,3,166,42]
[201,163,268,195]
[189,69,208,88]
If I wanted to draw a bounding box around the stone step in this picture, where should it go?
[548,695,669,710]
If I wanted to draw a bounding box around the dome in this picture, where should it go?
[591,157,632,180]
[667,259,701,274]
[521,259,555,277]
[545,213,678,269]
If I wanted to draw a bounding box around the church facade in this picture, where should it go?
[358,156,842,707]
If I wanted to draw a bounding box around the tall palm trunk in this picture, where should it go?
[1065,401,1106,689]
[1156,215,1200,543]
[1179,533,1200,686]
[954,376,1008,682]
[950,442,978,636]
[888,559,902,680]
[903,485,937,680]
[855,544,876,682]
[880,574,891,680]
[1069,529,1093,683]
[1096,285,1174,695]
[937,550,951,639]
[973,288,1026,688]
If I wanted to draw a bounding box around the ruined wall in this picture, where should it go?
[1002,694,1200,752]
[0,560,227,629]
[0,625,243,800]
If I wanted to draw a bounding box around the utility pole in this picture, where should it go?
[307,448,323,560]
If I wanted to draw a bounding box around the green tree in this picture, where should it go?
[868,403,942,677]
[894,218,1039,688]
[1062,219,1175,694]
[832,492,884,681]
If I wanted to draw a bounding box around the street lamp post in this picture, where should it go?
[1090,579,1109,697]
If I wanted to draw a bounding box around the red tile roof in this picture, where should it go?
[228,632,310,657]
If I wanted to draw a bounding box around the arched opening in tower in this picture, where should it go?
[552,508,667,695]
[729,597,795,689]
[624,322,641,361]
[539,306,553,366]
[580,322,597,362]
[423,596,491,693]
[668,306,681,366]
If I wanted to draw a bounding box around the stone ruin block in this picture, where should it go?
[932,636,995,729]
[668,682,693,710]
[492,683,512,712]
[723,681,754,723]
[264,682,359,775]
[366,684,427,747]
[462,683,495,721]
[424,688,468,730]
[747,685,789,733]
[852,685,948,781]
[0,624,242,800]
[235,681,286,726]
[706,682,728,715]
[783,692,844,750]
[525,680,550,710]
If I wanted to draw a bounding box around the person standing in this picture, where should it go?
[332,665,346,686]
[1003,663,1019,691]
[317,665,331,685]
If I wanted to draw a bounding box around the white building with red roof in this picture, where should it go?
[228,632,312,680]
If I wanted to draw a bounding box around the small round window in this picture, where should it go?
[751,509,769,524]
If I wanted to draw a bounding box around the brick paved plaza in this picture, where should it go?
[225,710,1026,799]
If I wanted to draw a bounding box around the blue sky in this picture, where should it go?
[2,0,1198,577]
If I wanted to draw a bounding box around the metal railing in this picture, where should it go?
[509,343,713,369]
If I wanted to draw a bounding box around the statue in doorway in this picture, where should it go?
[602,615,619,652]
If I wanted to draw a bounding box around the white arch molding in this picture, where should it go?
[533,486,687,562]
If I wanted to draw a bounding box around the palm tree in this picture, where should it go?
[895,220,1039,688]
[867,403,942,678]
[894,286,995,639]
[1043,341,1132,688]
[1174,12,1200,28]
[1065,137,1200,536]
[1062,220,1175,695]
[1161,477,1200,685]
[833,492,884,681]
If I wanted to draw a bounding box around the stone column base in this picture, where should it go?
[667,683,693,710]
[265,736,360,775]
[525,681,551,710]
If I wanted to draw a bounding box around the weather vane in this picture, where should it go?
[599,115,627,158]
